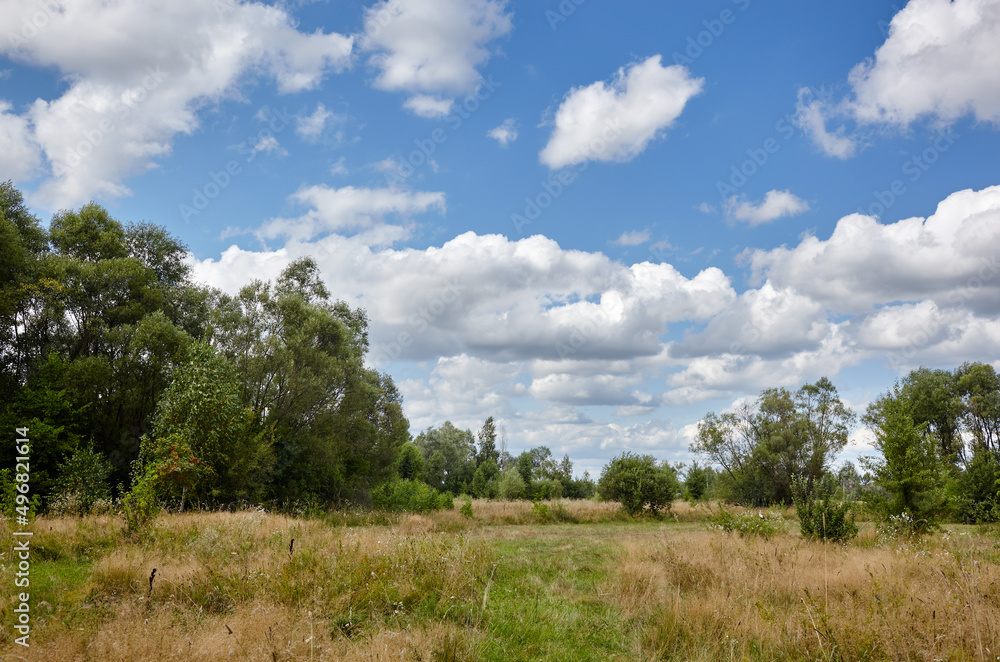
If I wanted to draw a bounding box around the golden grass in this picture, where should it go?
[608,524,1000,660]
[10,503,1000,660]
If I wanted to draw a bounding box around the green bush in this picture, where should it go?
[710,507,787,539]
[471,459,500,498]
[597,452,679,516]
[792,476,858,542]
[497,470,526,500]
[371,478,453,513]
[531,478,563,500]
[460,500,473,518]
[50,445,114,515]
[122,471,160,537]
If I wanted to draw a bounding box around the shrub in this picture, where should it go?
[532,478,563,500]
[371,478,453,513]
[460,500,473,518]
[710,507,787,539]
[531,499,551,521]
[792,475,858,542]
[598,452,679,516]
[471,459,500,498]
[122,472,160,537]
[497,470,526,500]
[50,445,114,515]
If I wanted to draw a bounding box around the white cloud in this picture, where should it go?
[487,118,518,146]
[403,95,454,118]
[723,189,810,226]
[361,0,512,113]
[746,184,1000,313]
[0,0,352,209]
[251,134,287,157]
[848,0,1000,126]
[256,184,446,242]
[296,103,333,140]
[0,100,42,180]
[798,0,1000,156]
[330,157,349,176]
[794,89,856,159]
[539,55,703,169]
[612,230,650,246]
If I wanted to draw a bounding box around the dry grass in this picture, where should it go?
[441,498,623,524]
[9,503,1000,660]
[608,525,1000,660]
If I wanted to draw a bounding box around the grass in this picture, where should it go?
[3,500,1000,660]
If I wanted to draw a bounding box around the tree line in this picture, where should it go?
[690,366,1000,533]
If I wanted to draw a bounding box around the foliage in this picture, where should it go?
[121,471,160,537]
[531,499,550,521]
[395,442,424,481]
[497,469,526,500]
[476,416,499,467]
[949,444,1000,523]
[471,458,500,498]
[598,452,679,516]
[415,421,476,495]
[694,378,854,506]
[710,506,787,539]
[792,475,858,542]
[684,461,710,502]
[50,444,114,514]
[862,384,948,535]
[370,478,453,513]
[460,500,473,518]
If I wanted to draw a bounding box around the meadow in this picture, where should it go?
[4,500,1000,661]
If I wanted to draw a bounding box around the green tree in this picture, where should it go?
[414,422,476,494]
[476,416,499,467]
[685,460,709,502]
[471,458,500,498]
[693,378,853,505]
[515,450,533,485]
[862,385,947,533]
[396,442,424,481]
[598,452,679,516]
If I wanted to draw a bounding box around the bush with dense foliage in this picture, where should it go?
[598,452,679,516]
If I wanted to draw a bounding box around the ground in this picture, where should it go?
[3,500,1000,661]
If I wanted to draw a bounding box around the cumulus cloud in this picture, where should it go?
[798,0,1000,156]
[849,0,1000,126]
[487,118,518,146]
[539,55,703,169]
[0,100,42,180]
[256,184,446,242]
[746,184,1000,313]
[361,0,512,115]
[723,189,810,226]
[0,0,352,209]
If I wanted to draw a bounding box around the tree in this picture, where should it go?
[476,416,499,467]
[471,458,500,498]
[685,460,709,502]
[396,442,424,481]
[414,422,476,494]
[862,385,947,533]
[693,378,854,505]
[140,342,271,504]
[901,367,964,463]
[598,452,679,516]
[515,451,533,485]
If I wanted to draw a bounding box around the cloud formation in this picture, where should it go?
[539,55,703,169]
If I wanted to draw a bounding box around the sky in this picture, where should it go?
[2,0,1000,477]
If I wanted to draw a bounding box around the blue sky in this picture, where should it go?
[3,0,1000,476]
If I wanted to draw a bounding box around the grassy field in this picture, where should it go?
[3,500,1000,661]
